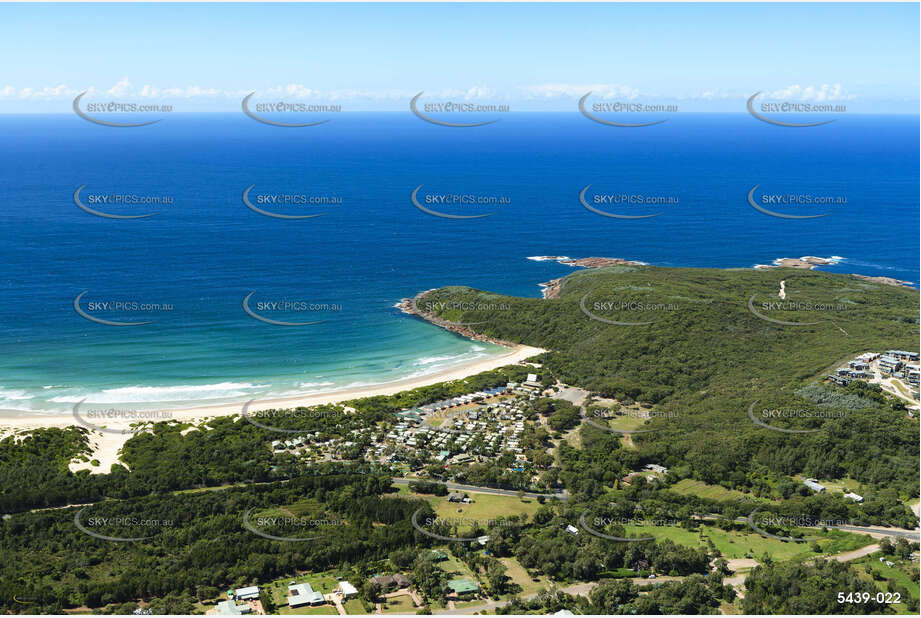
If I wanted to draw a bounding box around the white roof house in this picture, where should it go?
[803,478,826,493]
[234,586,260,600]
[287,583,324,607]
[337,581,358,597]
[216,600,251,615]
[843,492,864,503]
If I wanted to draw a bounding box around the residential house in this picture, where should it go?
[216,601,251,615]
[886,350,919,362]
[803,478,826,493]
[370,575,396,592]
[336,581,358,598]
[287,583,325,608]
[233,586,260,601]
[879,356,903,375]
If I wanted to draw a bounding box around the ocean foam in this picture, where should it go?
[0,387,34,401]
[49,382,268,404]
[298,381,335,389]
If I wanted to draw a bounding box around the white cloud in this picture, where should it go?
[0,80,862,106]
[522,83,641,100]
[765,84,854,102]
[0,84,80,99]
[105,77,134,97]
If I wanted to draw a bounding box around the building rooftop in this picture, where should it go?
[216,601,250,615]
[234,586,260,600]
[338,581,358,596]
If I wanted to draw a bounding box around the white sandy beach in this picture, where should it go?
[1,343,546,473]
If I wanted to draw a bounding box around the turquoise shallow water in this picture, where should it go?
[0,113,917,414]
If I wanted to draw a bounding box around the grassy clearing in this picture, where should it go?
[380,594,417,613]
[600,414,649,432]
[342,599,367,615]
[436,553,478,581]
[498,556,551,597]
[669,479,757,502]
[432,492,541,527]
[792,475,866,496]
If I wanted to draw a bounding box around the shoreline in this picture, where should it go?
[0,342,545,433]
[530,256,648,299]
[537,255,914,297]
[396,290,526,346]
[3,338,545,475]
[3,286,546,478]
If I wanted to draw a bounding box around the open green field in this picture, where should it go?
[431,491,541,525]
[380,594,418,613]
[622,524,874,562]
[342,599,367,615]
[401,487,541,533]
[669,479,759,502]
[498,556,551,598]
[592,413,649,433]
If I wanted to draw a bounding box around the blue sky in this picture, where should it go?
[1,2,918,112]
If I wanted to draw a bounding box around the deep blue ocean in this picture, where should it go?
[0,113,917,414]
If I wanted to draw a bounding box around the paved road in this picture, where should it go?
[831,524,919,541]
[392,477,568,501]
[711,514,920,542]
